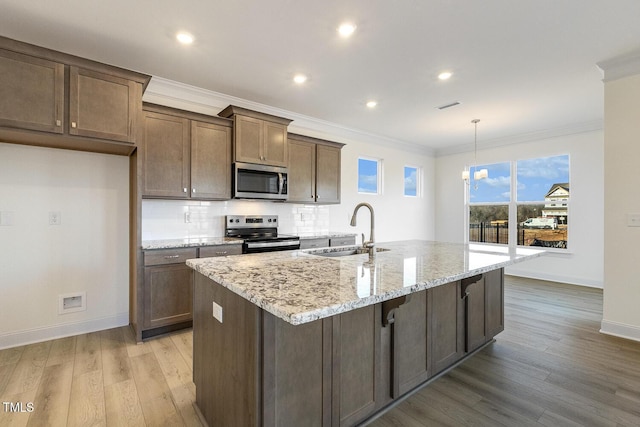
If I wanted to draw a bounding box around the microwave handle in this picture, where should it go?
[278,173,284,195]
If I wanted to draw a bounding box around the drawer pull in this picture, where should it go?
[164,255,180,259]
[216,251,228,255]
[71,121,77,128]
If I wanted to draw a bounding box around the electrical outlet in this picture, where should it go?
[49,211,61,226]
[212,301,223,323]
[627,213,640,227]
[185,212,191,223]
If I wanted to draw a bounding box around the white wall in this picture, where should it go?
[434,130,604,287]
[0,143,129,349]
[601,72,640,341]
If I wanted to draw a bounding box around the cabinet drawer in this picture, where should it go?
[299,238,330,250]
[199,245,242,258]
[330,236,356,247]
[144,248,197,266]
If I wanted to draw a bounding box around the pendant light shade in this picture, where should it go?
[462,119,488,186]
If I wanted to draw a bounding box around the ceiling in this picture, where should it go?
[2,0,640,153]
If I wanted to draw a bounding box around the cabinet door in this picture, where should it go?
[316,144,341,204]
[142,111,190,198]
[464,277,487,353]
[428,281,464,374]
[234,115,263,163]
[143,264,193,329]
[263,121,288,166]
[0,49,64,133]
[485,268,504,338]
[392,290,430,397]
[288,139,316,203]
[69,66,139,143]
[191,121,232,200]
[332,305,381,426]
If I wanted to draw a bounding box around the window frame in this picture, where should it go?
[357,156,383,195]
[465,155,571,253]
[403,165,421,198]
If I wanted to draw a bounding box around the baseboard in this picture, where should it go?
[0,312,129,350]
[505,267,603,288]
[600,320,640,343]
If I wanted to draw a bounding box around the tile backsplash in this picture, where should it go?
[142,199,330,240]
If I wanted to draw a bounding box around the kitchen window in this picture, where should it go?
[404,166,421,197]
[466,155,570,251]
[358,157,383,195]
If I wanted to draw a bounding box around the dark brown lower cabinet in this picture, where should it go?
[192,268,505,427]
[143,264,193,329]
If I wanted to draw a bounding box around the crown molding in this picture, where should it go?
[434,119,603,157]
[597,50,640,82]
[143,76,434,156]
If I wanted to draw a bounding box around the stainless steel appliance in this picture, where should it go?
[225,215,300,253]
[234,162,288,200]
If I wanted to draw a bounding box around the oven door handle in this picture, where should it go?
[246,240,300,249]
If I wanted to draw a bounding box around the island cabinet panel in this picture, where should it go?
[428,280,465,374]
[332,305,382,426]
[68,66,139,143]
[142,111,190,198]
[485,268,505,338]
[463,275,487,353]
[0,49,64,134]
[392,290,430,397]
[262,314,331,427]
[193,273,261,427]
[143,263,193,329]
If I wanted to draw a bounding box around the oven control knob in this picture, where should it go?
[235,219,240,223]
[268,219,272,222]
[273,218,277,222]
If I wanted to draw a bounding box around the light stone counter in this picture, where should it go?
[186,240,544,325]
[142,236,242,250]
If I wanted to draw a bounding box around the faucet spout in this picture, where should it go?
[350,203,375,256]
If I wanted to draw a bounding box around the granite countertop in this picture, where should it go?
[142,237,243,250]
[186,240,545,325]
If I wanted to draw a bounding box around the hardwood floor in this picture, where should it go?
[1,276,639,426]
[369,276,640,427]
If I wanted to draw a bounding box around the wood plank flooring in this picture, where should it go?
[1,276,639,426]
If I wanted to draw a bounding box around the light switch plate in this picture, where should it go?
[627,213,640,227]
[49,211,61,226]
[212,301,223,323]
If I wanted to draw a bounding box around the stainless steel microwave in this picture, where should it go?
[234,162,288,201]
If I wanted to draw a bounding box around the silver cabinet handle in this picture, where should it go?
[183,188,187,193]
[164,255,180,259]
[71,122,77,128]
[56,120,61,127]
[215,251,228,255]
[192,188,196,193]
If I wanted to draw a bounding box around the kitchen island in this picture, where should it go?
[186,240,544,427]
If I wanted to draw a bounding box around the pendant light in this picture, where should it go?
[462,119,488,189]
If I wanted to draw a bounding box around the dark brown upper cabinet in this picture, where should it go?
[287,133,344,204]
[218,105,292,167]
[142,104,232,200]
[0,36,149,155]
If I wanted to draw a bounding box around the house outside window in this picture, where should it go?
[404,166,421,197]
[467,154,570,251]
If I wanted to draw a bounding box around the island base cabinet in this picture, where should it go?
[192,269,505,427]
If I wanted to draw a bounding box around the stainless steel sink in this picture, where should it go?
[306,247,390,258]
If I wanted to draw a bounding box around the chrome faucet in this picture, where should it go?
[350,202,375,257]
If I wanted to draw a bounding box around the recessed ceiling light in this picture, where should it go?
[293,74,308,84]
[338,23,357,38]
[438,71,452,80]
[176,32,194,45]
[366,100,377,108]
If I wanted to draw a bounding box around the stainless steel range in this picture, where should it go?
[225,215,300,254]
